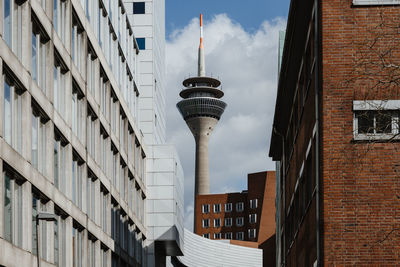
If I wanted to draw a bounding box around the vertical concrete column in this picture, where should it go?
[22,181,31,251]
[21,2,30,70]
[194,135,210,196]
[65,216,73,267]
[22,88,31,161]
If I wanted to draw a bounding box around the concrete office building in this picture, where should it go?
[176,15,226,231]
[125,0,166,145]
[125,1,184,266]
[0,0,184,266]
[270,0,400,266]
[195,171,276,266]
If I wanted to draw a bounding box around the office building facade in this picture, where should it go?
[0,0,179,266]
[194,171,276,266]
[270,0,400,266]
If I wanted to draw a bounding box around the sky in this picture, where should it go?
[164,0,290,230]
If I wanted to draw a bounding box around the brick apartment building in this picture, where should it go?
[195,171,276,266]
[270,0,400,266]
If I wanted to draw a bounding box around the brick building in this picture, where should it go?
[194,171,276,266]
[270,0,400,266]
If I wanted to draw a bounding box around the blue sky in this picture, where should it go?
[166,0,290,37]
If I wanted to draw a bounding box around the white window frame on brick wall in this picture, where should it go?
[213,203,221,213]
[249,213,257,224]
[250,199,258,209]
[353,0,400,5]
[248,229,257,239]
[225,202,232,212]
[214,218,221,228]
[202,219,209,228]
[202,233,209,239]
[202,204,210,213]
[225,232,232,240]
[214,233,221,239]
[236,217,244,227]
[236,232,244,241]
[224,217,232,227]
[353,100,400,141]
[236,202,244,212]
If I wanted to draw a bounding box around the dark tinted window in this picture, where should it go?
[133,2,145,14]
[136,38,145,50]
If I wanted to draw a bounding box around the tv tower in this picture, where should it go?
[176,14,227,231]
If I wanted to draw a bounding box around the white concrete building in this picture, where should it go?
[0,0,148,266]
[125,0,166,145]
[124,2,184,266]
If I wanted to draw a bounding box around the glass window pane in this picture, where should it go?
[4,0,12,47]
[4,79,12,143]
[32,32,38,83]
[376,112,392,134]
[4,173,12,242]
[32,114,38,169]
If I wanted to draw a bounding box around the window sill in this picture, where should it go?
[353,0,400,5]
[353,133,400,141]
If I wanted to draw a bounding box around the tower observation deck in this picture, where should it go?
[176,14,227,232]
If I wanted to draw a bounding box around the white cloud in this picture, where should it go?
[166,14,286,231]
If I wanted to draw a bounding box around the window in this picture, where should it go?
[87,106,97,159]
[101,247,108,267]
[54,210,67,267]
[72,154,83,209]
[54,0,67,43]
[225,203,232,212]
[214,233,221,239]
[3,167,24,247]
[100,187,108,233]
[225,232,232,240]
[249,213,257,224]
[236,217,244,227]
[133,2,145,14]
[100,71,109,117]
[224,217,232,227]
[72,82,85,141]
[87,45,97,96]
[202,233,209,239]
[250,199,258,209]
[87,171,97,222]
[136,38,145,50]
[214,218,221,228]
[72,12,84,72]
[3,0,22,58]
[120,112,127,149]
[236,232,244,241]
[32,190,49,260]
[120,160,126,200]
[3,72,23,153]
[353,0,400,5]
[236,202,244,212]
[3,169,24,247]
[32,104,48,175]
[213,203,221,213]
[32,15,49,93]
[202,219,209,228]
[353,100,400,140]
[202,204,210,213]
[100,126,108,175]
[88,238,96,267]
[111,144,118,187]
[54,130,67,193]
[72,225,83,267]
[110,91,118,134]
[248,229,257,239]
[54,54,67,117]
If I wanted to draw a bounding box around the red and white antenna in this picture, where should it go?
[198,14,206,77]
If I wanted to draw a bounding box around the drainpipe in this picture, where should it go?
[314,0,322,266]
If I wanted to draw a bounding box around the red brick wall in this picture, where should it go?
[321,1,400,265]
